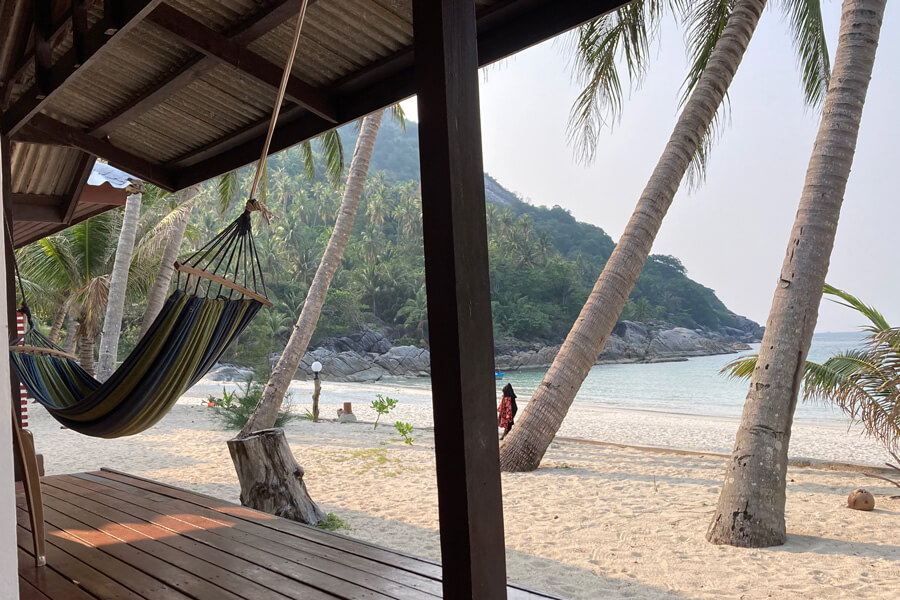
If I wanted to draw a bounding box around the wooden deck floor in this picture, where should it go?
[16,470,562,600]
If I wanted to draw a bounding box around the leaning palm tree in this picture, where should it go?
[721,285,900,454]
[707,0,886,547]
[500,0,831,471]
[97,191,143,381]
[239,109,386,437]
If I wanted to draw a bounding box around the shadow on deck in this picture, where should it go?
[17,470,563,599]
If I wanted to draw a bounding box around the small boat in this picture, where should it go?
[494,370,505,379]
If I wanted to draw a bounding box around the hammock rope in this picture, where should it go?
[6,1,315,438]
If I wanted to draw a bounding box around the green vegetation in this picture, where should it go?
[394,421,414,445]
[209,378,296,430]
[370,394,398,429]
[723,285,900,453]
[23,119,750,374]
[316,513,349,531]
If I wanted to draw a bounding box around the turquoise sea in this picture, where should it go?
[402,332,867,424]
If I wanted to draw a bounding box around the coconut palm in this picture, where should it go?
[397,284,429,342]
[722,285,900,453]
[240,110,388,436]
[707,0,888,538]
[499,0,831,472]
[17,212,156,375]
[97,192,143,381]
[139,183,203,336]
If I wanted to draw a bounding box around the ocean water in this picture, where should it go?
[393,332,867,424]
[189,332,867,425]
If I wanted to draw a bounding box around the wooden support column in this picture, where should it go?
[1,135,19,429]
[413,1,506,598]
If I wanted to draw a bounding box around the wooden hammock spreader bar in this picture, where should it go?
[174,261,274,307]
[9,345,78,360]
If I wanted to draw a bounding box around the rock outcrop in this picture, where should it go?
[272,319,760,382]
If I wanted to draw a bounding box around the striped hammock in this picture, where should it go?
[9,208,270,438]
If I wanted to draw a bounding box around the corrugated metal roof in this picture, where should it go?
[3,0,626,243]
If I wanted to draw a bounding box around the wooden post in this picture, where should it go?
[0,131,18,598]
[413,1,507,598]
[312,376,321,422]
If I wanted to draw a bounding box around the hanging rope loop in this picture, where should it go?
[246,0,311,218]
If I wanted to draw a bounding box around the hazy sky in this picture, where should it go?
[402,2,898,332]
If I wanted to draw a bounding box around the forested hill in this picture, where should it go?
[337,117,755,338]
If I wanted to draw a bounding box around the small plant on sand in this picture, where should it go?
[394,421,414,444]
[210,376,296,430]
[316,513,348,531]
[370,394,398,429]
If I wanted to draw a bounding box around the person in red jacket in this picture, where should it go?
[498,383,518,439]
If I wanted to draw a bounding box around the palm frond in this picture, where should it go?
[823,283,890,333]
[298,140,317,181]
[566,1,665,164]
[389,103,406,133]
[320,129,345,187]
[216,171,239,216]
[777,0,830,108]
[720,354,758,379]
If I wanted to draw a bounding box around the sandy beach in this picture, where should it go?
[27,381,900,600]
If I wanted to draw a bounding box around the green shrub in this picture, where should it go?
[209,377,296,430]
[394,421,414,444]
[316,513,348,531]
[370,394,398,429]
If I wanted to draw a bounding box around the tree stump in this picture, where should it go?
[227,428,327,525]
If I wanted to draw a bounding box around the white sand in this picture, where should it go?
[26,383,900,600]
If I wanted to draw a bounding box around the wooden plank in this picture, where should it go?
[412,1,507,598]
[16,546,98,600]
[37,487,314,600]
[24,114,175,191]
[61,152,96,224]
[16,506,191,600]
[71,1,90,68]
[18,577,53,600]
[89,470,445,579]
[51,475,441,599]
[33,0,54,97]
[174,262,274,307]
[9,346,77,360]
[146,4,337,124]
[25,496,267,600]
[1,0,166,137]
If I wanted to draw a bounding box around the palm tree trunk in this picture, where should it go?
[706,0,885,548]
[63,313,77,354]
[239,110,384,436]
[48,303,67,345]
[78,333,94,376]
[97,193,142,381]
[499,0,767,472]
[140,185,200,337]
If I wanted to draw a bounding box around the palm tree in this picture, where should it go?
[139,183,202,336]
[239,109,386,436]
[721,285,900,453]
[397,284,429,342]
[499,0,830,472]
[708,0,886,546]
[97,192,143,381]
[17,212,153,375]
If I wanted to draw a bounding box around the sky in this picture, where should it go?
[401,2,898,332]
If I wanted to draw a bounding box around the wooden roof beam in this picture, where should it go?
[146,4,337,124]
[23,114,174,191]
[1,0,165,137]
[61,152,96,224]
[9,194,65,223]
[174,0,625,188]
[88,0,310,137]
